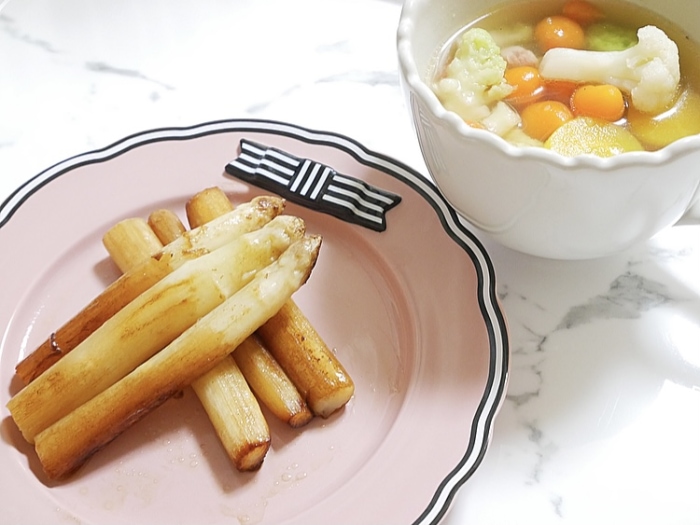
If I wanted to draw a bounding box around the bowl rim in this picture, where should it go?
[396,0,700,172]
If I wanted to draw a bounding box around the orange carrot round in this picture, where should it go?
[571,84,626,121]
[534,15,585,51]
[561,0,604,26]
[505,66,545,106]
[521,100,574,141]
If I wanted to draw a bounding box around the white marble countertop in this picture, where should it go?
[1,1,698,524]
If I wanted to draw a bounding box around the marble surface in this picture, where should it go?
[1,1,698,524]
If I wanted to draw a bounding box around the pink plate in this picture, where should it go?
[0,120,508,525]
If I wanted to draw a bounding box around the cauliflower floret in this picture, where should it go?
[539,25,680,113]
[433,28,514,122]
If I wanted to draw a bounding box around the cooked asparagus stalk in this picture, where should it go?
[192,356,270,471]
[257,300,355,418]
[185,189,354,418]
[106,202,275,469]
[33,235,322,480]
[188,186,354,418]
[185,186,234,228]
[233,335,313,428]
[8,215,305,443]
[185,187,315,427]
[148,208,187,245]
[14,196,285,384]
[102,217,164,273]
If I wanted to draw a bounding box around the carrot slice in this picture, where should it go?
[505,66,545,106]
[534,15,585,51]
[562,0,604,26]
[571,84,626,121]
[521,100,574,141]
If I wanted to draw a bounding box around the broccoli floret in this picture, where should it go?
[586,23,638,51]
[539,25,680,113]
[433,28,514,122]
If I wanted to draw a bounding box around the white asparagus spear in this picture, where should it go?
[257,300,355,418]
[192,355,271,471]
[148,208,187,245]
[185,186,234,229]
[102,217,164,273]
[184,188,315,428]
[188,187,354,418]
[233,335,313,428]
[104,203,275,470]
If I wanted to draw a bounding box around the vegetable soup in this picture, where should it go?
[431,0,700,156]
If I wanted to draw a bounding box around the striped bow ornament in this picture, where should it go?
[225,139,401,232]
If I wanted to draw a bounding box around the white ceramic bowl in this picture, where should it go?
[397,0,700,259]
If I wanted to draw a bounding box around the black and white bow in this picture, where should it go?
[225,139,401,232]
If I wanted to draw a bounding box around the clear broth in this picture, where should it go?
[432,0,700,152]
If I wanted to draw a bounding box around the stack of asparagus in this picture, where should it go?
[7,187,355,480]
